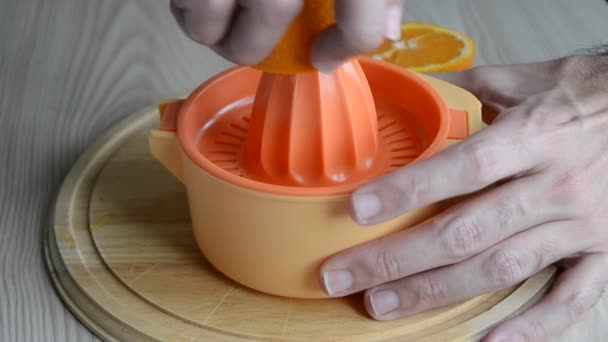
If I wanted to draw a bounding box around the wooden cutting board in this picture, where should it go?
[44,106,557,342]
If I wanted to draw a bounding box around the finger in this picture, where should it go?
[321,175,563,297]
[384,0,403,41]
[429,70,477,92]
[311,0,396,73]
[432,59,569,111]
[484,253,608,342]
[427,69,505,124]
[210,0,304,66]
[350,119,542,225]
[170,0,237,46]
[361,220,588,320]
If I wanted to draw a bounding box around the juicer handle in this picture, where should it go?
[148,99,186,183]
[444,108,481,148]
[447,109,470,140]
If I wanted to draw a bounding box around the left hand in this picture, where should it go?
[319,54,608,341]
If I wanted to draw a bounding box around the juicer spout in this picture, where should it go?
[148,99,186,183]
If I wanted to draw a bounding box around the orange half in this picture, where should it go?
[369,22,476,73]
[253,0,335,74]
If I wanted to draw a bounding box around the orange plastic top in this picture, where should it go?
[156,1,470,196]
[242,59,380,187]
[161,58,457,196]
[239,0,385,187]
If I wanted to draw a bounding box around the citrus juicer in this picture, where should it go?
[148,0,482,298]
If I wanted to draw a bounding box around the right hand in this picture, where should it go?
[169,0,403,73]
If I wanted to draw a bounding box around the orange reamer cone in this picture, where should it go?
[241,0,382,187]
[243,60,380,187]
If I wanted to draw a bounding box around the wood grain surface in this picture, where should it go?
[45,107,554,341]
[2,0,608,341]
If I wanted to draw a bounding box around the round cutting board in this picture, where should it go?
[45,106,557,342]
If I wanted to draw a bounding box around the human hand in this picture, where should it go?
[320,53,608,341]
[169,0,403,72]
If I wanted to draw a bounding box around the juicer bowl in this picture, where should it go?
[148,57,482,298]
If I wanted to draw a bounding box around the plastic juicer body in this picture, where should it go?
[148,57,482,299]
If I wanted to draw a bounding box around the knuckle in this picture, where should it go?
[440,215,485,259]
[413,276,447,307]
[373,251,403,281]
[462,140,499,184]
[494,199,524,228]
[551,169,594,217]
[523,319,548,341]
[534,238,561,269]
[524,106,556,132]
[180,1,233,45]
[387,170,429,208]
[564,288,601,320]
[485,248,530,286]
[410,175,430,205]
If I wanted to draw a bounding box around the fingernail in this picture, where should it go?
[322,269,353,296]
[370,290,400,315]
[312,58,344,74]
[385,5,402,41]
[352,192,383,224]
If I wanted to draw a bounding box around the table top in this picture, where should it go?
[2,0,608,340]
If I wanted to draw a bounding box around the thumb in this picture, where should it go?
[428,67,504,124]
[428,69,480,95]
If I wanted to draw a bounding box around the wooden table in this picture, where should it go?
[2,0,608,340]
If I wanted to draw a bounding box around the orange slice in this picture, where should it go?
[369,22,476,73]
